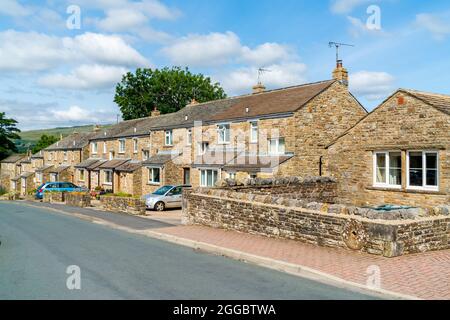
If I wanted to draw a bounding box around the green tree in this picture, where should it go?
[32,134,59,154]
[0,112,21,160]
[114,67,227,120]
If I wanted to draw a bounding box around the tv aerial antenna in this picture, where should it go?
[257,67,271,84]
[328,42,354,63]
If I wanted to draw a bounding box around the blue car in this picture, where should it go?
[36,182,88,199]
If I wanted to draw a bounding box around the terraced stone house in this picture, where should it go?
[0,154,25,192]
[326,89,450,207]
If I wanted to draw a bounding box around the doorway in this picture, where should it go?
[183,168,191,185]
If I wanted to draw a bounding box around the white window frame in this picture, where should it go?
[200,169,220,187]
[148,167,161,185]
[268,138,286,155]
[36,172,42,183]
[373,151,402,189]
[50,173,57,182]
[119,139,126,154]
[187,129,192,146]
[64,151,68,161]
[91,142,98,155]
[133,138,138,154]
[109,151,114,161]
[165,130,173,146]
[104,170,113,185]
[250,121,258,143]
[406,151,439,191]
[103,142,107,154]
[49,152,53,161]
[217,123,231,144]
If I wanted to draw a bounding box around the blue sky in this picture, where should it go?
[1,0,449,130]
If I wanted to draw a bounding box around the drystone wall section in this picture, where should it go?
[182,179,450,257]
[65,193,91,208]
[100,196,146,215]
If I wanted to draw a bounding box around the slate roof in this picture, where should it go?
[74,159,104,169]
[90,118,145,141]
[46,132,98,151]
[115,161,142,172]
[31,151,44,159]
[223,153,295,172]
[1,154,26,163]
[97,159,130,170]
[402,89,450,115]
[49,165,70,174]
[35,164,54,172]
[208,80,336,121]
[20,172,35,178]
[142,153,181,166]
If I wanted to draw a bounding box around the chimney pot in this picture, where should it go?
[332,60,349,87]
[189,98,199,106]
[252,83,266,94]
[151,107,161,117]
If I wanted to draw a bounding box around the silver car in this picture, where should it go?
[142,185,191,211]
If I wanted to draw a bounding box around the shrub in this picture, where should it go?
[0,186,7,196]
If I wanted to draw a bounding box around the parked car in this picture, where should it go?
[35,182,88,200]
[142,185,191,211]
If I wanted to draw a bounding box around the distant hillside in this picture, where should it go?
[15,124,112,153]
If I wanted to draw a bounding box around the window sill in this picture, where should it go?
[103,183,112,186]
[366,186,444,195]
[147,182,161,186]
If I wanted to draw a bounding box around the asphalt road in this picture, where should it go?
[0,201,377,300]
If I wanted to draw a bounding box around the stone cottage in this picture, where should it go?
[190,68,367,187]
[326,89,450,207]
[0,154,25,191]
[44,131,97,183]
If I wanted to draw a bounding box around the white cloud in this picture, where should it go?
[220,63,308,95]
[0,30,149,72]
[416,13,450,40]
[162,31,296,68]
[38,65,128,90]
[241,43,294,66]
[64,32,150,67]
[96,8,149,31]
[51,106,102,122]
[330,0,374,14]
[0,0,31,17]
[349,71,395,101]
[161,32,243,67]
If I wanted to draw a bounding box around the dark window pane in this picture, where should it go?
[426,169,437,186]
[409,152,422,169]
[409,169,423,187]
[426,153,437,169]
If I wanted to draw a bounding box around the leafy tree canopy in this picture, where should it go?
[114,67,227,120]
[32,134,59,154]
[0,112,20,160]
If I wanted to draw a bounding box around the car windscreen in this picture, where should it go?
[152,186,173,196]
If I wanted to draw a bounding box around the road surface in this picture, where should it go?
[0,201,377,300]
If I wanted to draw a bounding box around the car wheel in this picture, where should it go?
[154,202,165,212]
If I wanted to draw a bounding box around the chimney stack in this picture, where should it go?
[93,125,101,132]
[189,98,199,106]
[151,106,161,117]
[60,133,63,140]
[252,83,266,94]
[332,60,349,86]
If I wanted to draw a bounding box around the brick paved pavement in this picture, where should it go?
[156,225,450,300]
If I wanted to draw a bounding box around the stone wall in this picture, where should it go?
[0,174,10,191]
[326,92,450,208]
[100,196,146,215]
[228,177,337,203]
[43,191,65,203]
[182,186,449,257]
[65,193,91,207]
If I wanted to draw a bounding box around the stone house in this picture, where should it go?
[190,64,367,188]
[325,89,450,207]
[0,154,25,191]
[44,131,96,183]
